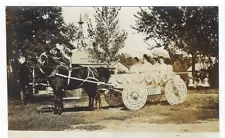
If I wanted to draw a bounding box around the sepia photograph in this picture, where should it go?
[4,4,221,138]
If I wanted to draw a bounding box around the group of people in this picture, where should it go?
[129,54,172,74]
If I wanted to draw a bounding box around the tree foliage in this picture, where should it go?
[6,6,77,65]
[172,55,192,72]
[117,53,134,68]
[6,6,77,97]
[132,6,218,77]
[85,7,128,63]
[132,6,218,59]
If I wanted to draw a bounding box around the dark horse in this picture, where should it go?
[37,52,110,115]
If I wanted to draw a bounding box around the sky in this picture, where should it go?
[61,7,155,55]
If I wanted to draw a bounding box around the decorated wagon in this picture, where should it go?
[104,47,188,110]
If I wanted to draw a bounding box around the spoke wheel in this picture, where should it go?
[165,78,187,105]
[122,84,147,110]
[105,90,123,107]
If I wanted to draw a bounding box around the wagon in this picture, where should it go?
[104,64,188,110]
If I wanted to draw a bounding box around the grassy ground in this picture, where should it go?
[8,89,219,131]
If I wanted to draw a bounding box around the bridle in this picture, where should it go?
[38,52,69,73]
[38,52,48,74]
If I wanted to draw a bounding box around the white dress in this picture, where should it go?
[140,61,153,73]
[129,63,142,73]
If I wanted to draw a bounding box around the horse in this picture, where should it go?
[37,52,110,115]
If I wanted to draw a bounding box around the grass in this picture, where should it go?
[8,89,219,131]
[8,100,89,131]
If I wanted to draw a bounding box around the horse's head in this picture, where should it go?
[37,48,60,67]
[37,52,48,67]
[37,52,56,75]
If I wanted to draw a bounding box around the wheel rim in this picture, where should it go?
[165,78,187,105]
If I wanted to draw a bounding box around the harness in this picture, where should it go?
[38,53,112,90]
[76,67,99,88]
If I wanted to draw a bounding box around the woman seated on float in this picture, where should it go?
[139,54,153,73]
[129,57,142,73]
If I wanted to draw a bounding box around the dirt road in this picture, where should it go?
[66,120,219,132]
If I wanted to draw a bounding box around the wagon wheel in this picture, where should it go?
[165,78,187,105]
[105,90,123,107]
[122,84,147,110]
[148,94,162,103]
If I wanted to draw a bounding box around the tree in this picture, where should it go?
[6,6,77,66]
[85,7,128,64]
[6,6,77,97]
[132,6,218,75]
[172,54,192,72]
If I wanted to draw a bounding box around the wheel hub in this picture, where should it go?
[131,91,138,100]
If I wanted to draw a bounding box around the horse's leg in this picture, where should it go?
[91,96,95,111]
[55,88,63,115]
[95,95,97,109]
[88,96,91,110]
[84,84,97,111]
[95,93,100,110]
[58,94,63,115]
[98,93,102,109]
[53,95,58,114]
